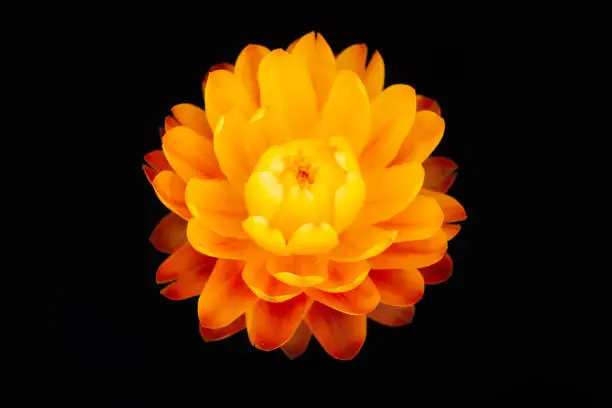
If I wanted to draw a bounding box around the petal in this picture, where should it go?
[144,150,172,171]
[200,315,245,342]
[245,170,284,220]
[305,302,366,360]
[185,178,247,239]
[313,70,371,156]
[164,115,180,132]
[171,103,213,139]
[369,268,425,307]
[213,111,252,188]
[198,259,257,329]
[419,253,453,285]
[267,255,328,288]
[423,157,458,193]
[242,260,303,302]
[369,230,448,269]
[287,222,339,255]
[160,256,215,301]
[281,321,312,359]
[234,44,270,106]
[187,218,259,260]
[287,38,299,52]
[420,189,467,223]
[368,304,415,327]
[156,242,215,284]
[148,169,191,220]
[354,162,425,226]
[333,173,366,235]
[376,195,444,242]
[290,32,337,109]
[202,63,235,90]
[204,69,257,131]
[246,294,310,351]
[162,125,223,181]
[329,226,397,262]
[149,212,187,254]
[335,44,367,78]
[242,216,288,256]
[258,49,317,137]
[360,84,417,171]
[392,110,445,165]
[306,276,380,315]
[314,260,370,293]
[416,95,442,116]
[363,50,385,99]
[441,223,461,240]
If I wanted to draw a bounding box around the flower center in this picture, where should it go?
[284,153,315,188]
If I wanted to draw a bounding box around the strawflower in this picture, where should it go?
[143,32,466,360]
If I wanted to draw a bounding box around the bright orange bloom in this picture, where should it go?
[143,32,466,360]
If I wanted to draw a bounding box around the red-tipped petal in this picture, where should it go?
[369,268,425,307]
[144,150,172,171]
[156,243,215,284]
[419,253,453,285]
[200,316,245,342]
[423,157,458,193]
[149,212,187,254]
[281,321,312,359]
[368,304,415,327]
[306,277,380,315]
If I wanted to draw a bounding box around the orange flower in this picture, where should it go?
[143,32,466,360]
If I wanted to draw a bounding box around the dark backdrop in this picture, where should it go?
[3,17,593,407]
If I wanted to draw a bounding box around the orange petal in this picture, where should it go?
[234,44,270,106]
[416,95,442,116]
[187,218,259,260]
[149,212,187,254]
[305,302,366,360]
[246,294,310,351]
[171,103,213,140]
[354,162,424,226]
[148,169,191,220]
[185,178,247,239]
[306,277,380,315]
[156,242,215,284]
[392,110,445,165]
[281,321,312,359]
[314,260,370,293]
[313,70,371,156]
[329,226,397,262]
[369,230,448,270]
[162,125,223,182]
[202,63,235,90]
[360,84,417,171]
[143,164,158,184]
[335,44,367,78]
[198,259,257,329]
[363,50,385,99]
[144,150,172,171]
[200,315,245,342]
[160,256,215,301]
[158,127,165,138]
[369,268,425,307]
[267,255,328,288]
[287,38,299,53]
[368,304,415,327]
[242,260,303,302]
[213,110,252,188]
[290,32,337,109]
[419,253,453,285]
[376,195,444,242]
[164,115,180,132]
[441,223,462,240]
[423,157,458,193]
[420,189,467,223]
[204,69,257,131]
[287,222,339,255]
[258,49,317,137]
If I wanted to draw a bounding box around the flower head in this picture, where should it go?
[143,32,466,360]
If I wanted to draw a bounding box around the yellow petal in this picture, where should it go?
[333,173,366,234]
[363,50,384,99]
[271,185,319,239]
[242,260,303,302]
[162,126,223,181]
[360,84,417,171]
[369,230,448,269]
[242,216,288,256]
[244,171,284,220]
[286,222,339,255]
[376,195,444,242]
[335,44,367,77]
[314,260,370,293]
[187,218,259,260]
[392,110,445,165]
[258,49,317,137]
[420,189,467,223]
[234,44,270,106]
[171,103,213,140]
[204,69,257,131]
[213,111,252,189]
[328,226,397,262]
[267,255,328,288]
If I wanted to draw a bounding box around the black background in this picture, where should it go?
[3,16,593,407]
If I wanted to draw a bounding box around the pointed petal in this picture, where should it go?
[162,125,223,181]
[287,222,339,255]
[213,110,252,188]
[202,63,235,90]
[258,49,317,137]
[156,242,215,284]
[204,69,257,131]
[419,253,453,285]
[149,212,187,254]
[306,302,366,360]
[185,178,247,239]
[360,84,417,171]
[287,38,299,53]
[441,223,461,240]
[420,189,467,222]
[200,315,245,342]
[416,95,441,116]
[314,260,370,293]
[363,50,385,99]
[144,150,171,171]
[423,157,458,193]
[242,260,303,302]
[376,195,444,242]
[160,256,215,301]
[368,304,415,327]
[335,44,367,77]
[306,276,380,315]
[164,115,180,132]
[187,218,259,260]
[329,226,397,262]
[267,255,328,288]
[234,44,270,106]
[147,169,191,220]
[171,103,213,140]
[369,268,425,307]
[392,110,445,165]
[198,259,257,329]
[281,321,312,359]
[246,294,310,351]
[369,230,448,269]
